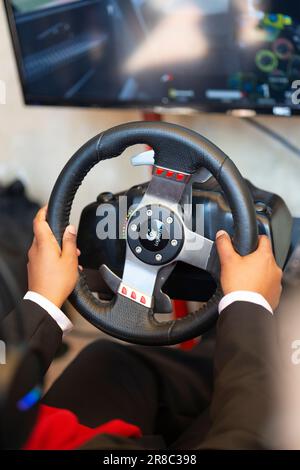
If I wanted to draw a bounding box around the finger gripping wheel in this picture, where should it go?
[47,121,258,345]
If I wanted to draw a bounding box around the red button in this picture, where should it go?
[140,296,146,305]
[156,168,164,175]
[166,171,174,178]
[121,287,127,295]
[131,291,136,300]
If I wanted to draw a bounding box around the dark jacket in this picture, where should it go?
[1,299,278,449]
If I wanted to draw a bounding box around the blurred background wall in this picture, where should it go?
[1,1,300,226]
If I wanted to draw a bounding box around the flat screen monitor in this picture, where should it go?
[5,0,300,114]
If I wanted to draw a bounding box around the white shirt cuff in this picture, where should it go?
[24,291,73,334]
[218,291,273,315]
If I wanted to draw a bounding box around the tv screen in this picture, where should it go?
[5,0,300,114]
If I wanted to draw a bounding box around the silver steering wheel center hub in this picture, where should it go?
[127,204,184,266]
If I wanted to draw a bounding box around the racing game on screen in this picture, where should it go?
[7,0,300,111]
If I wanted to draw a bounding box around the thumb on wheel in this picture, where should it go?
[62,225,78,262]
[215,230,237,264]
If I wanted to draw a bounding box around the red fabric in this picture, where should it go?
[23,405,142,450]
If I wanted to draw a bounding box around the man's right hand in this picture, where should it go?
[215,231,283,311]
[27,206,80,308]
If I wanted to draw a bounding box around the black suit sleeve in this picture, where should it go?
[76,300,278,451]
[200,301,278,450]
[1,299,63,373]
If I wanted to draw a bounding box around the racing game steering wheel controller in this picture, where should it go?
[48,122,292,345]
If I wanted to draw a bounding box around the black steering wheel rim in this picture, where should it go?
[48,121,258,345]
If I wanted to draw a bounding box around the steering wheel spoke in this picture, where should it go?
[118,248,162,309]
[177,228,214,271]
[137,165,191,211]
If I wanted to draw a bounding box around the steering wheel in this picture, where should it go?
[48,121,258,345]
